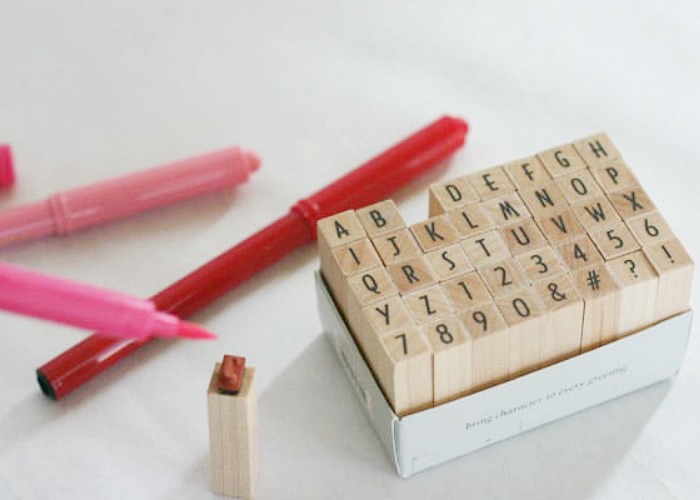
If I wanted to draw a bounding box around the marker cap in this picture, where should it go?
[0,145,15,188]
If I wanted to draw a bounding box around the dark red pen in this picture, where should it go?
[37,115,469,400]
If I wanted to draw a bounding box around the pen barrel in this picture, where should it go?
[0,262,162,338]
[292,116,468,237]
[49,147,258,235]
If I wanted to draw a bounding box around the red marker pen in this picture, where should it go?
[37,116,469,400]
[0,144,15,189]
[0,147,259,248]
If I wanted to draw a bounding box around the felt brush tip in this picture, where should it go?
[177,321,217,340]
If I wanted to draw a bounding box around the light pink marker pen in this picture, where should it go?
[0,146,259,248]
[0,261,216,340]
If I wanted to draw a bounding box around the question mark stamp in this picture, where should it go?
[623,258,638,278]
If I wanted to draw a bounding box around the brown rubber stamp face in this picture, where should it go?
[217,355,246,394]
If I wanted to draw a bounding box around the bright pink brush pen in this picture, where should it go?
[0,146,259,248]
[0,261,216,340]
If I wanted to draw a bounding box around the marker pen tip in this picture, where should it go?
[177,321,218,340]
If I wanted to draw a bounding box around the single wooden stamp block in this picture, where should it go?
[503,155,551,189]
[347,266,399,309]
[533,275,584,366]
[362,295,414,336]
[516,247,567,283]
[573,133,622,167]
[317,210,366,251]
[625,211,675,247]
[555,234,604,271]
[330,238,383,278]
[535,208,586,244]
[607,251,658,338]
[421,316,473,404]
[478,258,529,298]
[572,195,622,230]
[500,219,548,256]
[643,238,693,321]
[428,176,479,216]
[447,204,496,239]
[459,303,510,391]
[440,272,494,312]
[356,199,405,237]
[588,223,641,261]
[591,160,638,192]
[496,290,546,377]
[518,181,569,218]
[555,169,604,204]
[371,228,422,265]
[425,243,474,280]
[460,230,511,267]
[386,256,438,294]
[466,165,515,200]
[208,365,258,500]
[538,143,588,177]
[410,215,460,253]
[571,264,621,350]
[607,184,656,220]
[403,285,455,323]
[373,325,434,416]
[482,192,531,225]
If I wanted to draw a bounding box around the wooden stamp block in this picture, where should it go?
[518,181,569,218]
[447,204,496,239]
[555,234,604,271]
[643,238,693,321]
[533,276,584,366]
[538,143,587,177]
[535,208,586,244]
[317,210,366,251]
[460,230,511,267]
[386,256,438,294]
[208,365,258,499]
[571,264,621,350]
[372,325,434,416]
[496,290,546,377]
[516,247,567,283]
[500,219,548,256]
[573,133,622,167]
[572,195,622,230]
[410,215,460,253]
[478,259,529,298]
[347,266,399,308]
[440,272,493,312]
[403,285,455,323]
[428,176,479,216]
[625,211,675,247]
[607,251,658,338]
[371,228,422,265]
[588,223,640,261]
[421,316,473,404]
[607,184,656,220]
[460,303,510,391]
[482,193,531,225]
[466,166,515,200]
[356,200,405,237]
[425,243,474,280]
[555,169,604,204]
[503,155,551,189]
[362,295,414,337]
[591,160,638,192]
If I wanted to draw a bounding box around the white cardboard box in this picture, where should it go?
[315,271,693,478]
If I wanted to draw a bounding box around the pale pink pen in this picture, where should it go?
[0,146,260,248]
[0,261,216,340]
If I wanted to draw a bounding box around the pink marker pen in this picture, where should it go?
[0,144,15,189]
[0,261,216,341]
[0,146,259,248]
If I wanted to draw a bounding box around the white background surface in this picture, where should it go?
[0,2,698,499]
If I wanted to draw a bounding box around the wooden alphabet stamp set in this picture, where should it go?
[318,134,693,418]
